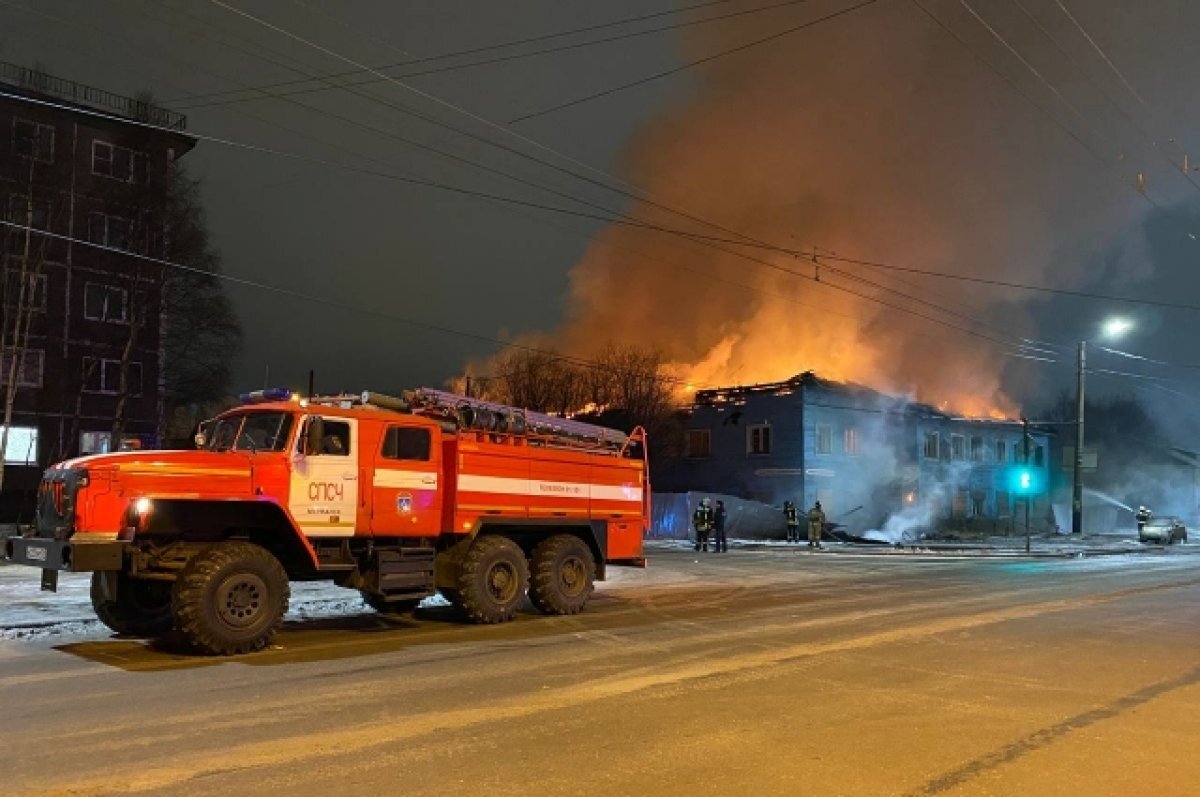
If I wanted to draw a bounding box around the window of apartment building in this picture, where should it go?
[686,429,711,458]
[0,349,44,388]
[748,424,771,455]
[13,119,54,162]
[995,439,1007,464]
[87,212,134,251]
[923,431,939,460]
[84,282,129,323]
[79,431,113,456]
[970,435,984,462]
[4,194,51,230]
[82,357,142,396]
[92,140,148,184]
[970,491,985,517]
[814,424,832,455]
[950,434,965,461]
[844,427,860,455]
[3,267,47,311]
[0,424,38,465]
[1033,444,1045,468]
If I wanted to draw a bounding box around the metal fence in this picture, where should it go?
[0,61,187,131]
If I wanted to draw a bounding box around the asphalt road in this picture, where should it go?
[3,544,1199,797]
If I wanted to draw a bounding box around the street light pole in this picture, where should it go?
[1072,340,1086,536]
[1023,417,1031,553]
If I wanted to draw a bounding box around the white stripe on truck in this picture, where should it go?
[457,474,642,502]
[373,469,439,489]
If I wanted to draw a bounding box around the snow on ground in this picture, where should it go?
[1,536,1188,643]
[0,565,432,643]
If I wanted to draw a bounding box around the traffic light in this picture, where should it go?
[1008,466,1042,495]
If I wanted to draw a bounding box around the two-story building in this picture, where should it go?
[0,62,196,516]
[654,372,1053,537]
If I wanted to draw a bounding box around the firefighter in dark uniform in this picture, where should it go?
[713,500,728,553]
[808,501,826,548]
[784,501,800,542]
[693,497,714,552]
[1136,506,1152,534]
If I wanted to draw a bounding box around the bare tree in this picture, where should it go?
[0,158,58,489]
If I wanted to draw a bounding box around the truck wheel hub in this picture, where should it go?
[217,574,266,628]
[487,563,517,602]
[560,557,585,595]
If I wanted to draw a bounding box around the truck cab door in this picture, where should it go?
[371,422,442,536]
[289,415,359,537]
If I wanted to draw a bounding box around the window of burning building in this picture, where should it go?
[844,427,860,455]
[970,491,985,517]
[970,436,984,462]
[950,434,965,461]
[996,439,1007,463]
[923,431,939,460]
[1033,445,1045,467]
[996,490,1011,517]
[748,424,771,455]
[814,424,831,455]
[686,429,711,458]
[952,489,967,518]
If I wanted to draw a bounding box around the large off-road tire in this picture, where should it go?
[360,591,421,616]
[528,534,595,615]
[456,536,529,624]
[171,542,290,656]
[90,572,173,637]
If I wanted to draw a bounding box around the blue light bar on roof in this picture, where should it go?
[239,387,293,403]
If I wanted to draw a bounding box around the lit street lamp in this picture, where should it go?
[1072,317,1135,536]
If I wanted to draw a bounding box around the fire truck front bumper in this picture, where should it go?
[2,531,127,591]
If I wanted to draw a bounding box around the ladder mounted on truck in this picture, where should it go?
[304,388,640,456]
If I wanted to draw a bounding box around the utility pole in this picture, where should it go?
[1023,418,1031,554]
[1072,341,1086,536]
[307,369,315,399]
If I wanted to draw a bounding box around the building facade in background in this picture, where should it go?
[0,61,196,513]
[654,372,1054,536]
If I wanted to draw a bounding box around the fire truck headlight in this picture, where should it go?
[134,497,152,517]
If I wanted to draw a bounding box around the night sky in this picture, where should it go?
[4,0,1200,435]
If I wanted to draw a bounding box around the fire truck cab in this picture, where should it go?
[3,388,649,655]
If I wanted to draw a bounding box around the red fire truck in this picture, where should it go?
[3,388,648,655]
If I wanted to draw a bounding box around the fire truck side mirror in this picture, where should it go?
[304,416,325,456]
[194,431,207,449]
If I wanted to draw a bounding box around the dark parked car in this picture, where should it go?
[1139,517,1188,545]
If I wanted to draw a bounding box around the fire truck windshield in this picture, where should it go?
[206,412,295,453]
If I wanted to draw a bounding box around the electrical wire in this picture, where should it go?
[510,0,881,123]
[166,0,743,106]
[197,0,1088,356]
[172,0,821,111]
[1051,0,1149,112]
[0,219,703,389]
[158,5,1060,355]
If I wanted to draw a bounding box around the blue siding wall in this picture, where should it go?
[656,376,1053,534]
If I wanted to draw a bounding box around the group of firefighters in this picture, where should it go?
[692,498,827,552]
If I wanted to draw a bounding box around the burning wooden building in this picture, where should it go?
[654,372,1054,538]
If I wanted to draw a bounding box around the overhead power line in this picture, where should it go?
[200,0,1059,353]
[0,219,704,389]
[172,0,820,111]
[166,0,742,106]
[1051,0,1149,112]
[510,0,881,123]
